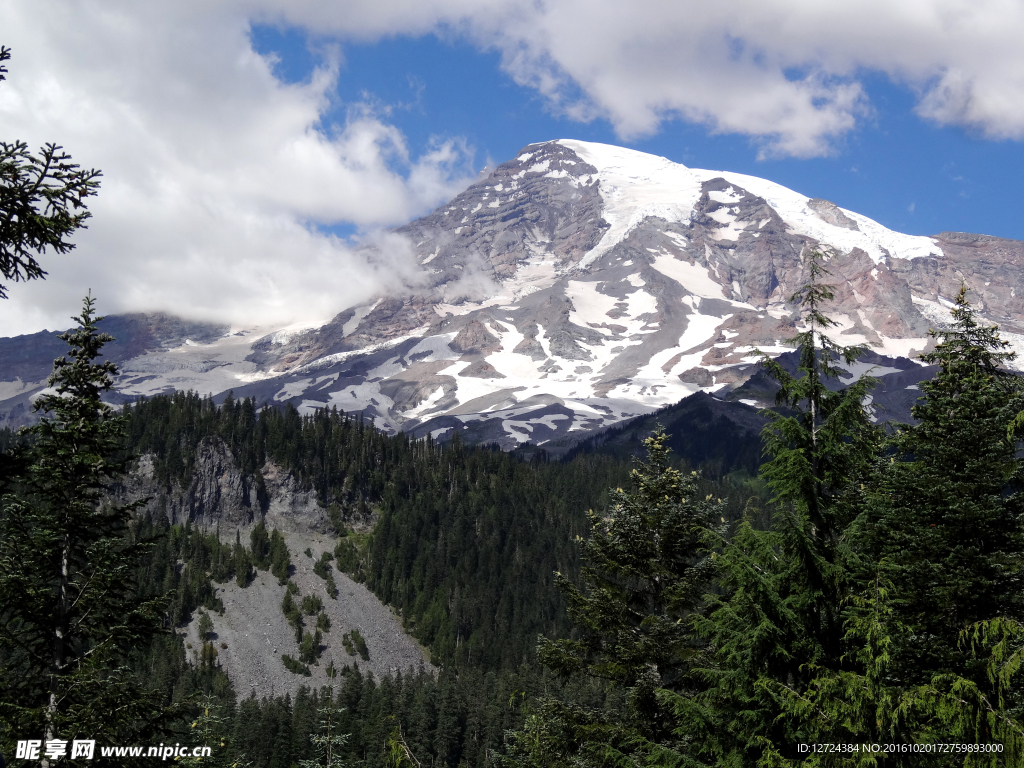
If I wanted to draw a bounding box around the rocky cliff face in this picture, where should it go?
[4,140,1024,447]
[119,437,330,536]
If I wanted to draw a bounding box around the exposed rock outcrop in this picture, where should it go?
[119,437,331,536]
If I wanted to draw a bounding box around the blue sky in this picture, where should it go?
[255,25,1023,242]
[2,1,1023,335]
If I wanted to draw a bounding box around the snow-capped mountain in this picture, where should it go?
[3,140,1024,446]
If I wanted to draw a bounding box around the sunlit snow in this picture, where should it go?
[558,139,942,268]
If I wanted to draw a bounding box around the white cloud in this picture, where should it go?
[475,0,1024,154]
[3,0,1024,335]
[265,0,1024,155]
[0,0,477,336]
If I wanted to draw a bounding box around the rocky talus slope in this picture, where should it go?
[119,439,431,694]
[182,528,431,699]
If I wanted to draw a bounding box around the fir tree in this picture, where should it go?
[0,47,102,299]
[270,529,291,584]
[502,428,721,766]
[297,689,349,768]
[795,285,1024,761]
[385,724,422,768]
[234,543,254,588]
[177,693,236,768]
[0,296,170,761]
[689,248,881,764]
[867,285,1024,680]
[250,520,271,569]
[737,287,1024,764]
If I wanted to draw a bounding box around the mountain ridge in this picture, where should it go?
[3,139,1023,446]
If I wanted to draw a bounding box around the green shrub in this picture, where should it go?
[334,534,368,582]
[313,557,329,579]
[298,630,322,664]
[342,629,369,661]
[197,610,213,642]
[301,594,323,616]
[282,591,302,629]
[282,654,311,676]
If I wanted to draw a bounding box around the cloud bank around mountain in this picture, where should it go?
[0,1,477,335]
[1,0,1022,334]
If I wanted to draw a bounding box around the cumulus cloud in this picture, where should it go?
[475,0,1024,154]
[267,0,1024,156]
[2,0,1023,335]
[0,0,477,336]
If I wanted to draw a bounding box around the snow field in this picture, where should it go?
[556,139,942,268]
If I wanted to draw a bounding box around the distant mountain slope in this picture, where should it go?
[558,392,769,477]
[0,313,227,426]
[3,140,1022,444]
[555,348,938,476]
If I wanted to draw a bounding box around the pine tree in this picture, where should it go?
[0,296,171,761]
[501,428,722,766]
[689,248,881,764]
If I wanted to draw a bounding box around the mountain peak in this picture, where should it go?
[3,140,1024,447]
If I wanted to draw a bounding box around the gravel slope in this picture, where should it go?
[183,530,433,698]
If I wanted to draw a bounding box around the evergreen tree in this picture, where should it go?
[688,248,881,764]
[251,520,271,569]
[719,286,1024,764]
[177,693,235,768]
[502,428,721,766]
[0,296,170,760]
[270,529,291,584]
[269,694,294,768]
[197,610,214,643]
[234,542,254,587]
[386,723,422,768]
[866,285,1024,683]
[0,47,102,299]
[784,285,1024,761]
[297,688,349,768]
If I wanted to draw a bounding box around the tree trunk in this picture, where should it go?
[46,530,71,744]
